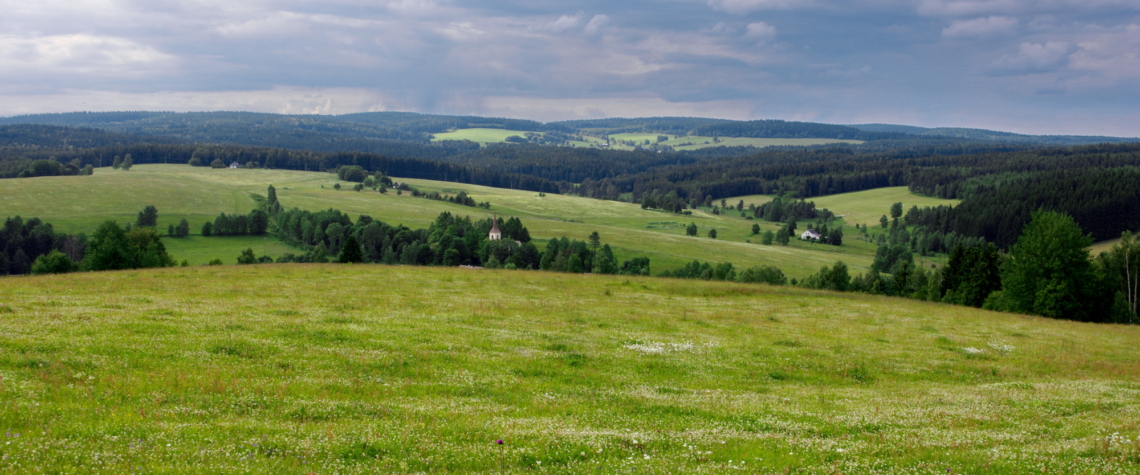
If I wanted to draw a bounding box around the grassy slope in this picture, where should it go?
[0,265,1137,473]
[427,130,861,150]
[1,166,955,277]
[1091,236,1133,256]
[430,128,538,144]
[164,235,302,266]
[606,134,863,151]
[808,187,960,227]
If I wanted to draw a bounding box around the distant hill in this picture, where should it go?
[849,123,1139,146]
[552,117,908,141]
[0,124,182,149]
[1,112,1135,159]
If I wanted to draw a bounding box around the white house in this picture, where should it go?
[801,229,821,241]
[229,161,240,169]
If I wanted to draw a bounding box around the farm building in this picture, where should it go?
[801,229,821,241]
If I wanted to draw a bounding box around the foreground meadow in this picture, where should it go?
[1,265,1138,473]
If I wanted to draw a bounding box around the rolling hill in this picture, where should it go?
[849,123,1139,145]
[0,265,1137,473]
[0,164,957,276]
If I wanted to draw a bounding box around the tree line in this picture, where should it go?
[1,142,562,193]
[805,211,1138,324]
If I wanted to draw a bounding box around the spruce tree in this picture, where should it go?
[338,235,364,263]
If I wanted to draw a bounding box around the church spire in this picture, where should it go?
[489,215,502,241]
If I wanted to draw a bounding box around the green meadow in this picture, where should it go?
[430,128,539,145]
[0,265,1138,473]
[163,236,301,266]
[809,187,961,228]
[2,166,956,277]
[605,134,863,151]
[426,129,862,150]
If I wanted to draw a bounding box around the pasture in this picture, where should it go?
[603,134,864,151]
[1,165,916,277]
[808,187,960,227]
[430,128,538,145]
[425,129,863,151]
[0,265,1137,473]
[163,235,301,266]
[666,136,864,150]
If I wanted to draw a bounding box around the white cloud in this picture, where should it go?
[0,34,173,73]
[0,87,401,117]
[941,16,1018,38]
[477,95,759,122]
[1013,41,1071,68]
[918,0,1021,17]
[635,32,773,66]
[708,0,809,15]
[438,22,485,41]
[1069,23,1140,81]
[706,22,737,35]
[215,12,307,38]
[385,0,437,14]
[918,0,1140,17]
[543,12,585,33]
[584,14,610,35]
[745,22,778,41]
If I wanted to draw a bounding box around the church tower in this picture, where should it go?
[489,215,502,241]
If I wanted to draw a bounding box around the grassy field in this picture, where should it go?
[718,194,776,210]
[430,128,538,145]
[3,165,922,277]
[605,134,863,151]
[1090,235,1136,256]
[808,187,960,227]
[163,236,302,265]
[0,265,1138,473]
[426,130,862,151]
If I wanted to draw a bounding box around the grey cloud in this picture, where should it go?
[942,16,1019,37]
[989,40,1072,73]
[708,0,812,14]
[745,22,779,40]
[584,14,610,35]
[0,0,1136,135]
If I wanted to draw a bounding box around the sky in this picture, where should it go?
[0,0,1138,135]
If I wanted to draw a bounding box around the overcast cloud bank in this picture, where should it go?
[0,0,1137,135]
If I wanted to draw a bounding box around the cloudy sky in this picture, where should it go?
[1,0,1138,135]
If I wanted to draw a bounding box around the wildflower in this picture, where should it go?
[496,439,504,445]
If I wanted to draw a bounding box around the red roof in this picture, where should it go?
[490,216,500,233]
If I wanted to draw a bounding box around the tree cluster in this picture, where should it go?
[202,210,270,236]
[0,216,87,275]
[821,211,1139,324]
[81,221,176,271]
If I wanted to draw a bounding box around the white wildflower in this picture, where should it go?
[988,341,1014,355]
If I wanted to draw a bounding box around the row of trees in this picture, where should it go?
[8,158,94,178]
[202,210,270,236]
[3,141,563,193]
[658,260,788,285]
